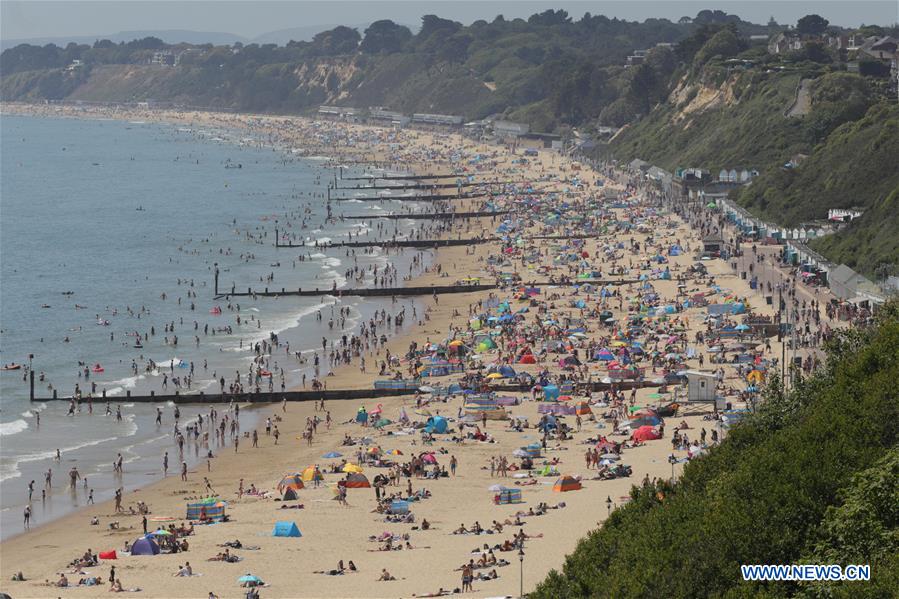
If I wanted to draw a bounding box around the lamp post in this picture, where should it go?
[518,546,525,598]
[605,495,613,518]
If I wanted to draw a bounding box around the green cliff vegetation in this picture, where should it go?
[1,10,765,126]
[809,186,899,280]
[603,26,897,278]
[531,304,899,599]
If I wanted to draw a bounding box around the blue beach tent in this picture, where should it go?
[131,536,161,556]
[272,521,302,537]
[424,416,448,434]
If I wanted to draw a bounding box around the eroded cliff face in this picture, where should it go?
[292,57,360,103]
[1,52,499,118]
[1,56,367,109]
[667,72,745,126]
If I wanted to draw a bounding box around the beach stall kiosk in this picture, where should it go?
[682,369,728,410]
[272,521,302,537]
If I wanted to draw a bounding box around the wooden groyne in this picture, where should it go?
[340,210,509,220]
[29,371,657,404]
[335,181,493,191]
[329,191,486,202]
[274,232,613,250]
[341,173,458,181]
[213,279,498,300]
[276,237,494,249]
[212,277,640,300]
[28,371,419,403]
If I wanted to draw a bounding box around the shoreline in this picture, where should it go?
[0,101,798,598]
[0,102,492,543]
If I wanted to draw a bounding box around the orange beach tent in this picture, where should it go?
[552,475,582,492]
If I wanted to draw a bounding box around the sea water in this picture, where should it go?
[0,115,428,538]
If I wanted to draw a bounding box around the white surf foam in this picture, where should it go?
[0,419,28,437]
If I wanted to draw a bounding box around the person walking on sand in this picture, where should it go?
[163,452,169,476]
[24,505,31,529]
[181,461,188,481]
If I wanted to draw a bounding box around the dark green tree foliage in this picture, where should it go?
[308,26,360,56]
[693,25,747,67]
[359,20,412,54]
[532,306,899,598]
[797,14,830,35]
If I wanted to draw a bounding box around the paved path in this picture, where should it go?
[787,78,812,117]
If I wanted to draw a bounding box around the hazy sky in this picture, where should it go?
[3,1,897,41]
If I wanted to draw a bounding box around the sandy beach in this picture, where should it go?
[0,103,839,598]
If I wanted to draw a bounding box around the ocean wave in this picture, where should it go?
[314,237,332,244]
[0,434,122,482]
[0,461,21,482]
[0,419,28,436]
[309,253,327,259]
[321,269,348,289]
[219,344,252,353]
[108,375,142,389]
[320,257,342,268]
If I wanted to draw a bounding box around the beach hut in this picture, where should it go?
[130,536,161,556]
[494,489,523,504]
[552,476,582,492]
[272,521,302,537]
[342,473,371,488]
